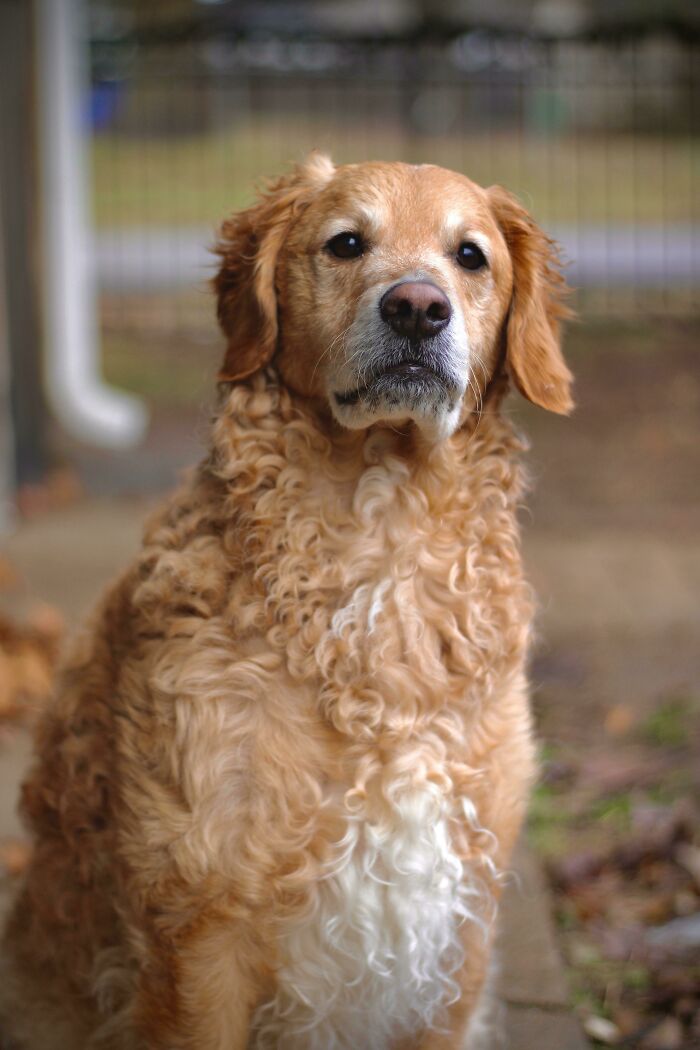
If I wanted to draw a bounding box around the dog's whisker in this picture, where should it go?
[310,323,355,387]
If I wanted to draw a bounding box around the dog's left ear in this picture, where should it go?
[488,186,574,415]
[215,152,335,382]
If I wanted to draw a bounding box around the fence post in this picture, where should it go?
[0,0,49,522]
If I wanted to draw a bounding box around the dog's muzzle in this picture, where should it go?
[334,356,457,408]
[330,277,467,432]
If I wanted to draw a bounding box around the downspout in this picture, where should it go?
[35,0,147,448]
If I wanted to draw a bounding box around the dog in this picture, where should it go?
[0,154,572,1050]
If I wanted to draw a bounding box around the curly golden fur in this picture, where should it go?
[0,156,572,1050]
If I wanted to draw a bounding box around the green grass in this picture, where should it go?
[528,782,572,857]
[586,793,633,834]
[90,120,699,228]
[569,957,652,1020]
[640,694,696,748]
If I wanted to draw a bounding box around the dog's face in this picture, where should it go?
[279,162,514,441]
[216,155,572,439]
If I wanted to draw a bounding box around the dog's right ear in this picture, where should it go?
[214,153,335,383]
[488,185,574,415]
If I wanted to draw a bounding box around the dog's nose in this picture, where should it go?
[379,281,452,340]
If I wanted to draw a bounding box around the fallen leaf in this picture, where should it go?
[605,704,636,737]
[46,466,83,507]
[552,850,605,888]
[13,647,53,700]
[674,996,698,1022]
[15,467,82,519]
[641,1015,684,1049]
[674,889,699,916]
[578,750,673,797]
[0,838,32,877]
[675,843,700,891]
[0,608,62,722]
[0,557,21,590]
[639,894,678,926]
[612,1004,644,1037]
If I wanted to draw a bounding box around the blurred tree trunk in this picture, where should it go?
[0,0,49,490]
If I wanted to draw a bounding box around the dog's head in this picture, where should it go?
[215,155,573,440]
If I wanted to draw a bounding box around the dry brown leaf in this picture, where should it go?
[551,849,605,888]
[673,889,698,916]
[0,609,59,721]
[0,838,32,877]
[0,557,21,591]
[675,843,700,891]
[46,466,83,507]
[579,750,672,796]
[604,704,636,737]
[571,884,609,922]
[638,894,678,926]
[12,647,53,700]
[612,1005,644,1038]
[641,1015,684,1050]
[16,467,83,519]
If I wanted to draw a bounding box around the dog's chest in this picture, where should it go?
[251,786,475,1050]
[196,417,523,1045]
[247,475,485,1044]
[249,445,501,716]
[231,435,515,1047]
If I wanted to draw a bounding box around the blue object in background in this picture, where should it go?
[88,79,124,131]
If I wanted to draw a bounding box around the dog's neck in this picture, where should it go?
[212,367,521,481]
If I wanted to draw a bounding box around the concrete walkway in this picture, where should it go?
[0,499,588,1049]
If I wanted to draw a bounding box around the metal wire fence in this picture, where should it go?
[90,26,699,350]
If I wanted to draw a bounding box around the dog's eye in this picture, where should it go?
[456,242,487,271]
[326,232,364,260]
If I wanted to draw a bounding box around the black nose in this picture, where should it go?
[379,281,452,340]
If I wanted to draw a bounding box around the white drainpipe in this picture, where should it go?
[35,0,147,448]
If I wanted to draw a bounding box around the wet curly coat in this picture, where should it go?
[0,155,572,1050]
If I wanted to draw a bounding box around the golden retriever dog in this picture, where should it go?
[0,154,572,1050]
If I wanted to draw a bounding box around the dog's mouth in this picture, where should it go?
[334,360,456,408]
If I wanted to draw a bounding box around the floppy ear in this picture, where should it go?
[214,153,335,382]
[488,185,574,414]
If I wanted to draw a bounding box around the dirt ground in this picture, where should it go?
[516,317,699,728]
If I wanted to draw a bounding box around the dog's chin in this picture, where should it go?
[330,367,465,442]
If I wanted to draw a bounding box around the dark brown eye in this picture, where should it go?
[456,242,487,271]
[326,232,364,260]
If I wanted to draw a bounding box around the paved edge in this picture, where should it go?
[497,843,590,1048]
